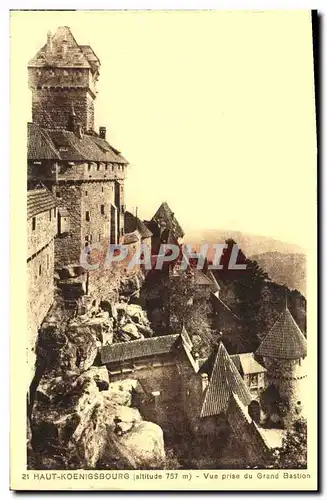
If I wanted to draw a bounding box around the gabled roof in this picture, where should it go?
[80,45,100,72]
[28,123,127,164]
[27,187,57,219]
[28,26,93,69]
[124,211,153,239]
[256,308,307,360]
[211,292,240,320]
[152,202,184,240]
[200,342,252,418]
[100,334,180,364]
[231,352,267,375]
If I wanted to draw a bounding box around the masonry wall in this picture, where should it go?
[264,357,307,426]
[107,355,183,432]
[27,239,55,386]
[28,207,57,259]
[53,183,82,266]
[31,87,95,131]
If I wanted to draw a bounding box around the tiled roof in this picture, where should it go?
[28,123,61,160]
[256,308,307,360]
[100,334,180,364]
[124,211,153,239]
[27,187,57,219]
[80,45,100,72]
[211,292,240,320]
[206,270,220,293]
[28,123,127,164]
[28,26,92,69]
[152,202,184,240]
[231,353,267,375]
[181,326,192,349]
[200,343,252,418]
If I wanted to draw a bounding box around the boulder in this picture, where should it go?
[120,322,142,340]
[37,324,97,374]
[103,379,138,407]
[31,372,108,469]
[113,421,165,469]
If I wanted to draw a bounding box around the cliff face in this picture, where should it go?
[28,271,165,470]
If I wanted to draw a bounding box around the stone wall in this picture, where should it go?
[31,87,95,131]
[53,179,126,267]
[28,207,57,260]
[264,357,307,425]
[107,356,183,433]
[27,239,55,386]
[53,183,82,266]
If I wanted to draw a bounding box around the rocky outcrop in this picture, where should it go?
[101,421,165,469]
[36,324,98,374]
[31,370,107,469]
[29,315,165,470]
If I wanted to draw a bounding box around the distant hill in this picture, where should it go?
[250,252,306,296]
[184,229,305,256]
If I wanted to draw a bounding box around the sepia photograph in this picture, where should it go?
[10,9,318,491]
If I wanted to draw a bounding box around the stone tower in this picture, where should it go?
[27,27,128,271]
[28,26,100,132]
[256,307,307,425]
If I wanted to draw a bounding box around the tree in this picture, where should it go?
[274,418,307,468]
[166,271,215,356]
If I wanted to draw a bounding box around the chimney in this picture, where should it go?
[46,31,53,55]
[99,126,106,139]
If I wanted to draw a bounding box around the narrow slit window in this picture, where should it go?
[101,205,105,215]
[32,217,36,231]
[86,211,90,222]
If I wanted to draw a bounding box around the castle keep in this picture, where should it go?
[28,26,127,269]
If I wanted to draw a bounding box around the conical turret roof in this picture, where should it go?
[256,308,307,360]
[200,342,252,418]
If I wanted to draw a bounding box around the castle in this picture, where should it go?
[27,27,307,468]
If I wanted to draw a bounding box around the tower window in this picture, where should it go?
[99,233,101,242]
[86,211,90,222]
[87,164,92,171]
[56,190,61,198]
[54,208,57,218]
[49,210,52,221]
[47,254,49,269]
[105,165,108,171]
[102,187,104,193]
[85,191,88,197]
[100,205,105,215]
[39,264,42,276]
[32,217,36,231]
[97,164,100,171]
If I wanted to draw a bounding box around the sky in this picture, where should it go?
[11,10,316,250]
